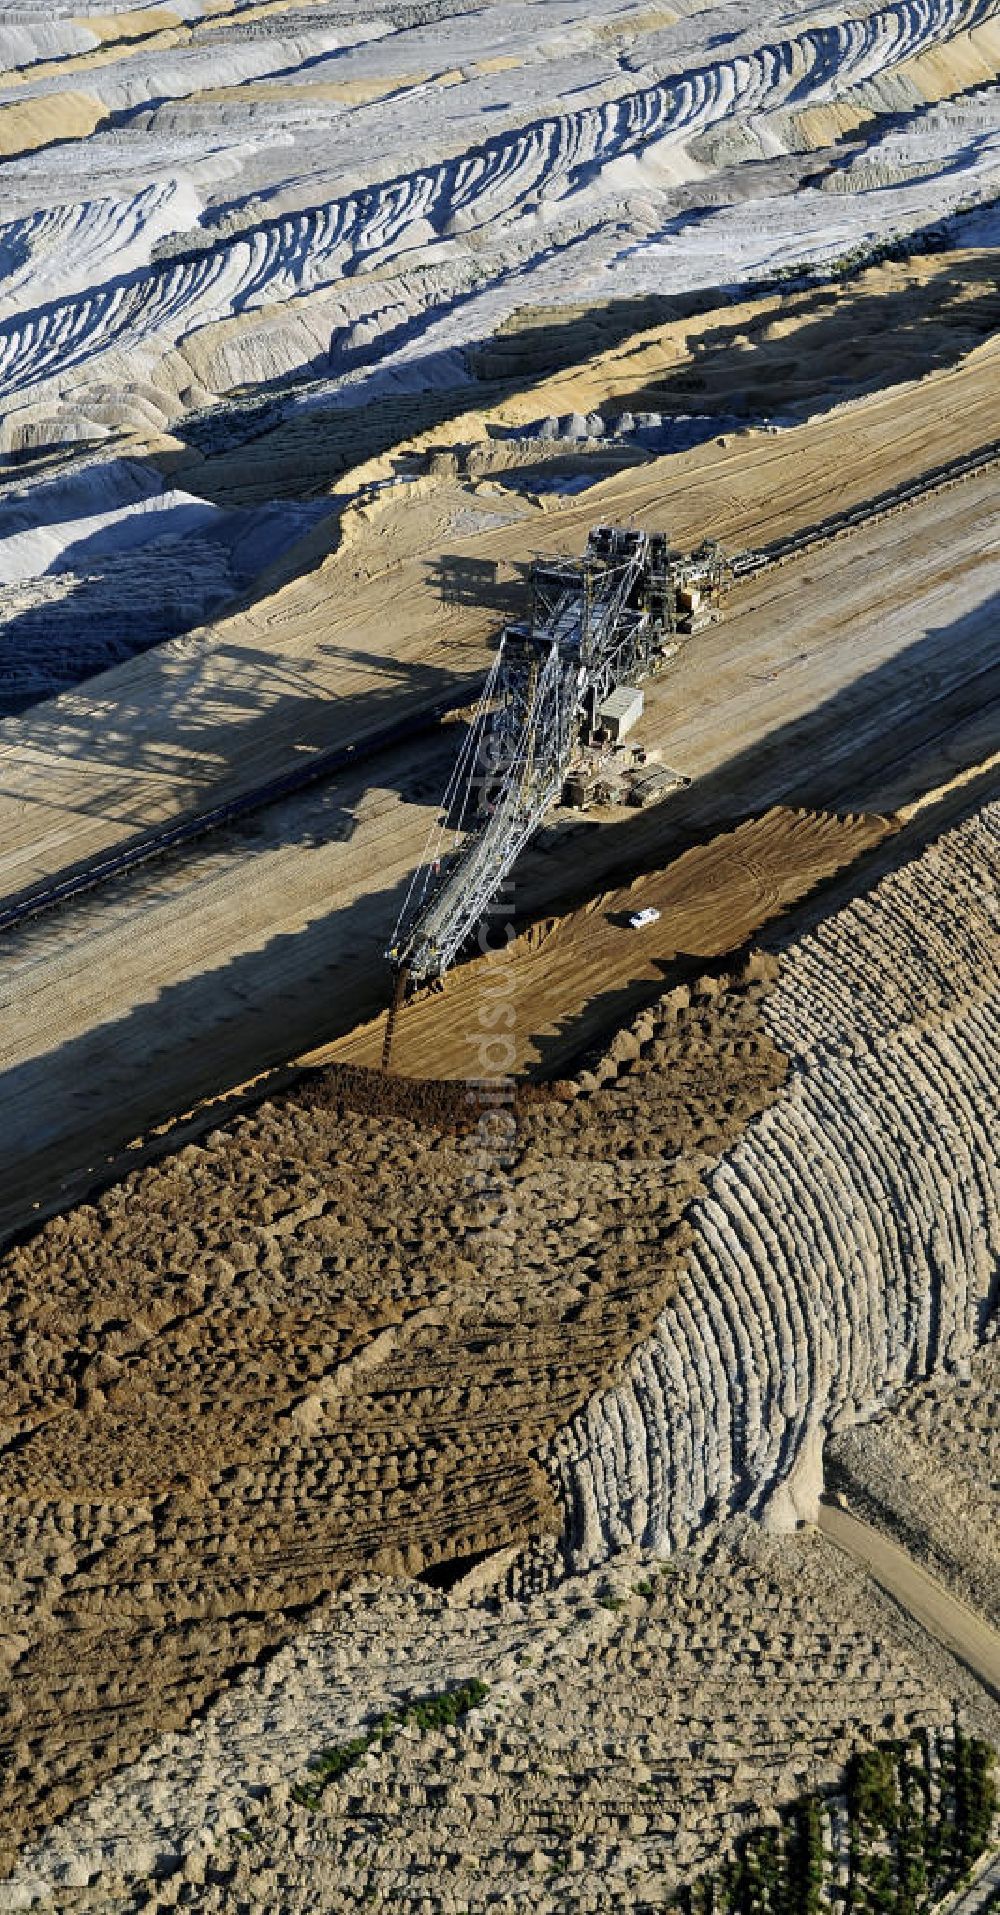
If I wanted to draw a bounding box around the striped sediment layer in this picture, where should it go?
[556,794,1000,1560]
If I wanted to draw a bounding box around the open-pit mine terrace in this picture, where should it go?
[0,384,996,1238]
[0,342,997,1910]
[0,770,998,1909]
[0,0,999,1904]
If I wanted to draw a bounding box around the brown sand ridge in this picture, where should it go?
[0,956,785,1865]
[324,805,892,1079]
[153,243,1000,513]
[365,246,1000,484]
[0,92,106,158]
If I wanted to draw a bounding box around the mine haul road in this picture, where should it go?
[819,1503,1000,1703]
[0,448,996,1244]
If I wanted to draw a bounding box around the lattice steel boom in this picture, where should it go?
[388,525,727,987]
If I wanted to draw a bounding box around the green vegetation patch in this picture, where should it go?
[669,1727,997,1914]
[291,1678,490,1812]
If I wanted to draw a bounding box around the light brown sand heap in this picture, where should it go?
[0,958,785,1866]
[327,805,892,1080]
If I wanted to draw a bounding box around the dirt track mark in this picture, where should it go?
[325,806,891,1079]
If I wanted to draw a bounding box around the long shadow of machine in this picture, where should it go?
[431,554,531,615]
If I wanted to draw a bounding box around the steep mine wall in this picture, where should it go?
[555,797,1000,1561]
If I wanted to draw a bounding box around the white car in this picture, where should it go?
[627,906,661,929]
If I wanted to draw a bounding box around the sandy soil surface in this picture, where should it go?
[827,1340,1000,1629]
[0,459,993,1244]
[0,0,998,1899]
[555,788,1000,1560]
[324,805,892,1078]
[0,266,997,897]
[0,958,787,1867]
[0,783,997,1888]
[5,1522,997,1912]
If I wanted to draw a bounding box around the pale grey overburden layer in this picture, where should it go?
[1,0,996,409]
[556,800,1000,1562]
[0,0,997,704]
